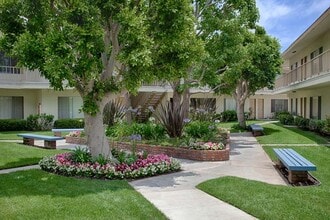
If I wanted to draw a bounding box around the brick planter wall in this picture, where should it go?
[66,136,230,161]
[113,142,230,161]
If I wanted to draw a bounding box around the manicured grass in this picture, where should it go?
[218,120,262,132]
[197,146,330,220]
[0,131,54,140]
[256,123,329,144]
[0,169,167,220]
[0,142,67,169]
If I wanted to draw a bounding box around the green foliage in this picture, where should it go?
[107,122,166,141]
[294,116,309,129]
[309,119,325,133]
[277,112,294,125]
[70,147,92,163]
[220,110,238,122]
[184,121,217,141]
[323,116,330,134]
[0,119,27,131]
[154,101,185,138]
[103,99,127,127]
[26,114,54,131]
[54,118,84,128]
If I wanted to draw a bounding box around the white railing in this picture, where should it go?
[275,49,330,89]
[0,67,49,83]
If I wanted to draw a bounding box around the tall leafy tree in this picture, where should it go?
[188,0,281,128]
[0,0,198,157]
[148,0,204,132]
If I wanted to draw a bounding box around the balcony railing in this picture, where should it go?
[275,49,330,89]
[0,67,49,83]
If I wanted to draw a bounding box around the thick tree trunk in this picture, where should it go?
[236,100,246,128]
[182,88,190,120]
[84,111,112,158]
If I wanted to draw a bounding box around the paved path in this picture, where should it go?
[129,132,287,220]
[2,133,287,219]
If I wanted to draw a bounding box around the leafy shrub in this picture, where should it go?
[106,122,166,141]
[294,116,310,129]
[27,114,54,131]
[103,99,127,127]
[154,101,185,138]
[309,119,325,133]
[70,147,92,163]
[220,110,237,122]
[0,119,27,131]
[277,112,294,125]
[322,115,330,134]
[39,151,181,179]
[54,118,84,128]
[184,120,217,141]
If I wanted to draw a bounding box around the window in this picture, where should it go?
[58,97,83,119]
[0,52,20,74]
[271,99,288,113]
[224,98,236,111]
[0,96,24,119]
[190,98,216,112]
[310,96,321,120]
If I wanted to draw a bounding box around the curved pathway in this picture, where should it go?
[129,132,287,220]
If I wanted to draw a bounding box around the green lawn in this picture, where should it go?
[256,123,329,144]
[198,146,330,220]
[218,120,262,132]
[0,169,166,220]
[0,131,54,140]
[0,142,67,169]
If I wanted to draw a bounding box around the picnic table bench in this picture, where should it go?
[274,148,316,183]
[51,128,84,137]
[249,124,264,136]
[17,133,64,149]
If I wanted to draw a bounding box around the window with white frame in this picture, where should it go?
[224,98,236,111]
[0,52,20,74]
[58,97,83,119]
[0,96,24,119]
[271,99,288,113]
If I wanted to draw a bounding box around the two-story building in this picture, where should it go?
[274,7,330,120]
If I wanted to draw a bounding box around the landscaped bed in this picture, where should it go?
[39,147,181,180]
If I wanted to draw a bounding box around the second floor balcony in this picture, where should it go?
[275,49,330,91]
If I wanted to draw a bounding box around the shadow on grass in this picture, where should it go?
[0,157,41,170]
[262,127,281,136]
[0,169,130,198]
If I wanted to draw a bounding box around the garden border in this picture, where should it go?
[66,137,230,161]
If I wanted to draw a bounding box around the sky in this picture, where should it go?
[256,0,330,52]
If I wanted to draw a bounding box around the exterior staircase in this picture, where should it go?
[132,92,166,122]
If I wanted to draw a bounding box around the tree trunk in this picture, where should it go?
[182,87,190,120]
[84,111,112,158]
[236,100,246,128]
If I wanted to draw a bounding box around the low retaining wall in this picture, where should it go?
[66,136,230,161]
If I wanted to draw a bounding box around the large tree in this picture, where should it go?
[192,0,281,128]
[0,0,197,157]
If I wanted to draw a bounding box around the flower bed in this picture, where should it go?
[113,142,230,161]
[39,152,181,179]
[66,137,230,161]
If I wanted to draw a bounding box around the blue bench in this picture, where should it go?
[17,133,64,149]
[274,148,316,183]
[52,128,84,137]
[249,124,264,136]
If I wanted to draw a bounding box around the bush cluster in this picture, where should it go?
[54,118,84,128]
[220,110,237,122]
[277,113,330,135]
[39,148,181,179]
[106,122,166,141]
[0,119,27,131]
[27,114,54,131]
[184,120,217,141]
[277,112,294,125]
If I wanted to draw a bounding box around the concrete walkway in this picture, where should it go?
[129,132,287,220]
[1,133,287,219]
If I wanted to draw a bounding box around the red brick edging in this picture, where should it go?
[66,137,230,161]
